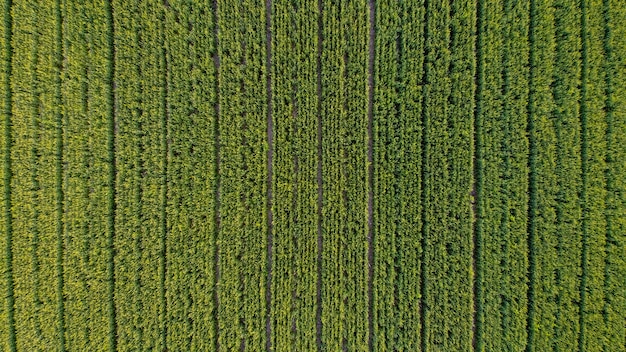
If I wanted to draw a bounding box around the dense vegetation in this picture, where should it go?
[1,0,625,351]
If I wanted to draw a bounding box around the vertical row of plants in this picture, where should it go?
[0,0,12,346]
[10,0,64,349]
[602,0,626,349]
[270,0,318,350]
[578,0,607,350]
[526,0,558,349]
[112,0,166,348]
[320,1,369,350]
[552,1,583,349]
[164,0,217,350]
[61,0,112,349]
[372,0,424,350]
[421,0,475,350]
[216,0,268,350]
[475,0,530,350]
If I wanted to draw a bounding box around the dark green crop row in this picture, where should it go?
[372,0,423,351]
[603,0,626,350]
[270,0,319,350]
[320,1,369,350]
[475,0,530,350]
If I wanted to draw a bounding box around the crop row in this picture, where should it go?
[371,0,423,351]
[474,0,530,350]
[602,0,626,350]
[61,0,113,350]
[164,0,218,350]
[9,0,64,350]
[420,0,476,350]
[0,0,13,349]
[270,0,319,350]
[215,0,269,350]
[1,0,625,351]
[319,1,370,350]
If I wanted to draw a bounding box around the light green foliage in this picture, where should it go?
[270,0,318,350]
[0,1,624,350]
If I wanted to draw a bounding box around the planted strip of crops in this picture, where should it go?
[216,0,268,350]
[372,0,424,350]
[420,0,475,350]
[164,0,217,350]
[61,0,116,349]
[112,0,166,348]
[53,0,65,348]
[270,0,318,350]
[1,0,15,349]
[10,0,64,349]
[578,0,607,350]
[320,1,369,350]
[602,0,626,349]
[475,0,529,350]
[526,0,558,349]
[551,1,583,349]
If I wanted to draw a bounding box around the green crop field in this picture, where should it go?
[1,0,625,351]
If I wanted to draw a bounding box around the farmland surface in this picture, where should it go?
[1,0,625,351]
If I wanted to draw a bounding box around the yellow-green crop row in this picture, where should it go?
[61,0,112,350]
[270,0,319,350]
[10,0,64,350]
[164,0,217,350]
[216,0,268,350]
[112,0,166,349]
